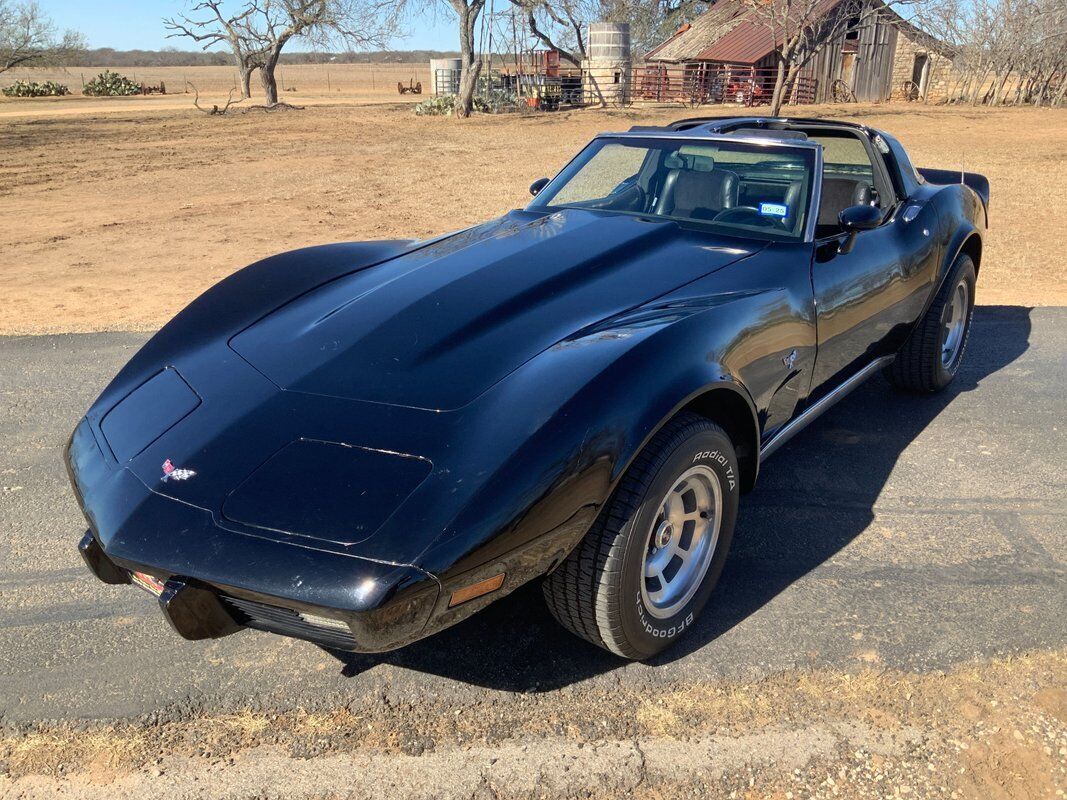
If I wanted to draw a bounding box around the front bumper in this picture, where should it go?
[68,420,442,653]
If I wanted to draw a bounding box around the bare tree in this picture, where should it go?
[509,0,711,65]
[739,0,917,115]
[0,0,84,74]
[445,0,486,117]
[166,0,403,106]
[166,3,263,97]
[510,0,592,66]
[602,0,713,54]
[926,0,1066,106]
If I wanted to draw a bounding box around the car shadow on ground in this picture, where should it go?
[328,306,1033,690]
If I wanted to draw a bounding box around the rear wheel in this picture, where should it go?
[886,254,976,392]
[543,412,739,659]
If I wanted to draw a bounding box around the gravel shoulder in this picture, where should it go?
[2,650,1064,798]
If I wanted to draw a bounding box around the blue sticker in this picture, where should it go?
[759,202,789,218]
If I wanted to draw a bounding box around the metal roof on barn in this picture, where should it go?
[695,19,776,64]
[644,2,751,63]
[645,0,854,65]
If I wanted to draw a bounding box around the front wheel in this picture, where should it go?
[886,254,976,393]
[543,413,739,659]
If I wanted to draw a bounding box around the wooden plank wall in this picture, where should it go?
[853,12,898,101]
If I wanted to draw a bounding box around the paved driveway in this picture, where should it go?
[0,306,1063,723]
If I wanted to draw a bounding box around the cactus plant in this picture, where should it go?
[82,71,142,97]
[2,80,71,97]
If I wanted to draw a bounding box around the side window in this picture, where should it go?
[811,134,876,186]
[550,144,647,206]
[809,132,889,236]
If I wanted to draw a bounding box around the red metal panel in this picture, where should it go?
[696,21,776,65]
[632,63,816,106]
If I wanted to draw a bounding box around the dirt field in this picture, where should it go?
[0,99,1064,335]
[1,62,434,101]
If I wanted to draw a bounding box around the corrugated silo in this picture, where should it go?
[582,22,632,105]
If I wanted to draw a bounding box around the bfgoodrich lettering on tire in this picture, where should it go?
[543,412,739,659]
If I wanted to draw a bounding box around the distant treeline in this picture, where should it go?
[65,48,461,67]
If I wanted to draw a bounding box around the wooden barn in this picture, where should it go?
[642,0,954,105]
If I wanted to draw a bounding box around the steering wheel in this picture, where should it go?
[712,206,785,229]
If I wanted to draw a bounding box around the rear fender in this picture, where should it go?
[919,167,989,227]
[938,222,982,293]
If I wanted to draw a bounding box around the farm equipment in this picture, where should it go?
[398,78,423,95]
[831,79,857,103]
[727,77,764,106]
[524,79,562,111]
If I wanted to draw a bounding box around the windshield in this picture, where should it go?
[528,136,816,242]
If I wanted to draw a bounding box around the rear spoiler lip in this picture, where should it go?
[917,167,990,227]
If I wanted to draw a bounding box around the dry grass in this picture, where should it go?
[3,648,1064,798]
[1,62,433,100]
[0,100,1064,335]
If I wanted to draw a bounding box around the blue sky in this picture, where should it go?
[40,0,461,52]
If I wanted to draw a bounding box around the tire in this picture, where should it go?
[543,412,740,659]
[886,254,976,393]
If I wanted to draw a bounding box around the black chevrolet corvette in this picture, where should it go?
[68,116,989,659]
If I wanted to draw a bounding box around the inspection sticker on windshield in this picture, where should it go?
[759,203,789,218]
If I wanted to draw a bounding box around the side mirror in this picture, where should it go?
[837,204,881,254]
[529,177,550,197]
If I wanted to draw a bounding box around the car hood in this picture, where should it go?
[231,209,761,410]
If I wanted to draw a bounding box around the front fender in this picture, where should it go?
[415,297,762,586]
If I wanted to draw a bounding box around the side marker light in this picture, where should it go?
[448,573,505,607]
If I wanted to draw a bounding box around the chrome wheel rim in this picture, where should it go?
[941,279,969,368]
[640,465,722,620]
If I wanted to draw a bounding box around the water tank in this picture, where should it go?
[583,23,632,104]
[429,57,462,96]
[588,22,632,62]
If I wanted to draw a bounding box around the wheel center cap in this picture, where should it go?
[654,521,674,549]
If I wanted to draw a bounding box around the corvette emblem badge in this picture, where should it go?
[161,459,196,482]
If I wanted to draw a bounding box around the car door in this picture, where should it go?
[808,134,941,396]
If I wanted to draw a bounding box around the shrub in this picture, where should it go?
[82,70,141,97]
[413,91,519,116]
[2,80,71,98]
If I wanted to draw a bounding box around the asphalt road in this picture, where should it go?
[0,306,1063,724]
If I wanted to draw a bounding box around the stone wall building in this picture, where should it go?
[888,21,956,101]
[644,0,955,104]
